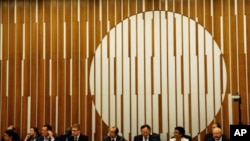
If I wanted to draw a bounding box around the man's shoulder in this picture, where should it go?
[206,137,214,141]
[150,133,160,138]
[133,134,142,141]
[79,134,88,138]
[134,135,142,138]
[102,136,109,141]
[117,135,125,141]
[222,136,230,141]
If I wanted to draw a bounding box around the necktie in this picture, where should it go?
[144,137,147,141]
[74,136,77,141]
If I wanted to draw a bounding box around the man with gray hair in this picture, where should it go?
[207,127,230,141]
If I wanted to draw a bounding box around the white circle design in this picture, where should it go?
[89,11,227,139]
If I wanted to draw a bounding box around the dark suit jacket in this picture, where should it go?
[207,136,230,141]
[37,136,60,141]
[103,135,125,141]
[133,133,160,141]
[68,134,88,141]
[59,134,71,141]
[204,133,213,141]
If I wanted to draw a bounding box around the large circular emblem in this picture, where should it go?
[90,11,227,139]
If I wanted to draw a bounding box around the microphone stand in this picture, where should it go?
[238,96,242,125]
[233,93,242,125]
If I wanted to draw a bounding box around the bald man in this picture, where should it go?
[204,123,221,141]
[103,126,125,141]
[207,127,230,141]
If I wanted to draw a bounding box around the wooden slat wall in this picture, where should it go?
[0,0,250,141]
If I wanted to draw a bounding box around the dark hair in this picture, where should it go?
[140,124,151,130]
[214,122,221,128]
[114,127,119,134]
[5,130,14,137]
[31,127,40,136]
[65,127,72,135]
[43,124,52,131]
[175,126,185,135]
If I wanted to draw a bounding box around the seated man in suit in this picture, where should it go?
[38,124,58,141]
[207,127,230,141]
[103,126,125,141]
[170,126,189,141]
[204,122,221,141]
[134,124,160,141]
[59,126,71,141]
[69,123,88,141]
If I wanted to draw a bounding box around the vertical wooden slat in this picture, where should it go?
[160,0,165,10]
[44,0,54,130]
[197,0,204,25]
[228,1,239,125]
[72,0,78,22]
[88,1,95,141]
[246,0,250,14]
[57,0,65,135]
[23,0,30,95]
[190,0,195,19]
[8,23,15,126]
[154,0,160,10]
[168,0,173,12]
[23,1,33,130]
[79,0,87,134]
[64,0,72,132]
[16,1,24,23]
[247,2,250,125]
[223,0,230,93]
[145,0,152,11]
[182,0,188,16]
[129,0,137,17]
[15,22,23,137]
[95,0,101,46]
[137,0,143,13]
[115,0,123,24]
[101,0,109,137]
[1,1,8,133]
[28,0,39,130]
[7,0,15,126]
[95,0,102,140]
[230,0,238,94]
[79,41,86,132]
[123,0,129,19]
[204,0,211,33]
[237,0,248,125]
[38,0,47,125]
[72,21,80,123]
[20,1,28,137]
[213,0,222,95]
[175,0,182,14]
[51,0,58,104]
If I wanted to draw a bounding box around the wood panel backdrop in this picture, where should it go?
[0,0,250,141]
